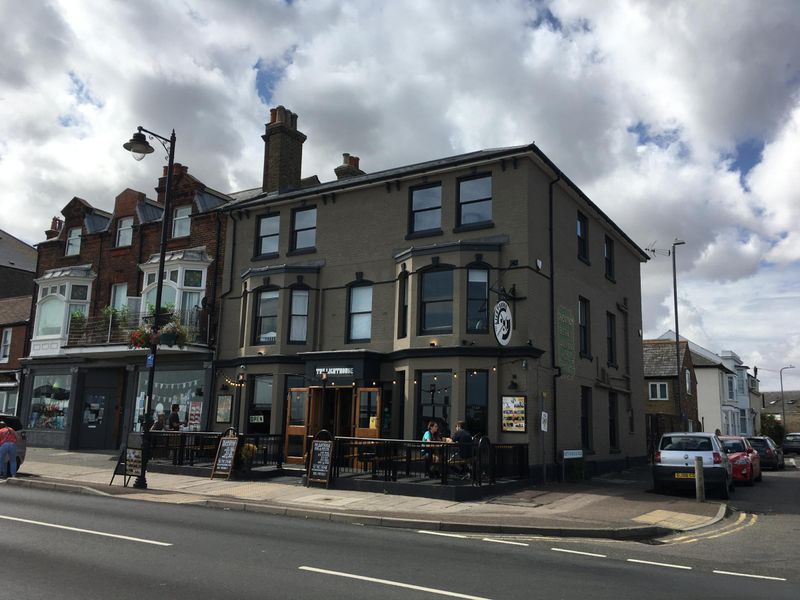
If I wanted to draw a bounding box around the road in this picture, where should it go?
[1,479,798,600]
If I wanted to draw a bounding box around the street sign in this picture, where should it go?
[563,449,583,459]
[540,411,549,432]
[146,353,154,368]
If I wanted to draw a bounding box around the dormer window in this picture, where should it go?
[65,227,82,256]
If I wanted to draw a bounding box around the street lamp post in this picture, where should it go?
[780,365,796,435]
[123,126,177,489]
[671,239,686,430]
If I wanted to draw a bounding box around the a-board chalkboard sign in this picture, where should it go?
[211,433,239,479]
[307,439,333,486]
[125,448,143,478]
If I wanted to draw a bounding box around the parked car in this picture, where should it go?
[0,414,27,474]
[747,436,785,470]
[653,432,734,499]
[782,433,800,455]
[719,436,761,485]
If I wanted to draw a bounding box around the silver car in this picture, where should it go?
[0,414,27,474]
[653,432,734,499]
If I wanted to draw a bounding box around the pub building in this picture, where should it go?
[20,165,229,451]
[212,106,648,476]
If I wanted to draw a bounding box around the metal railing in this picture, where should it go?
[146,432,283,470]
[67,308,209,347]
[316,436,529,486]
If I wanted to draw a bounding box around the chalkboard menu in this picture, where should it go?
[125,448,143,477]
[307,439,333,485]
[211,434,239,479]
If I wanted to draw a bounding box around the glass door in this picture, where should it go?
[284,388,310,464]
[353,387,381,439]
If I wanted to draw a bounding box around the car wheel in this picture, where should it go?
[720,475,730,499]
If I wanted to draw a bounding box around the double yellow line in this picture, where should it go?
[666,512,757,545]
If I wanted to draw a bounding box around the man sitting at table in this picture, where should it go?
[451,420,473,478]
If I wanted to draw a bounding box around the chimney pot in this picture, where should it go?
[270,108,277,123]
[342,153,351,165]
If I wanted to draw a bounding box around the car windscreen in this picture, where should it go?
[722,440,746,452]
[747,439,767,449]
[785,434,800,441]
[660,436,713,451]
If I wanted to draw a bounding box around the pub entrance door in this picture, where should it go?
[284,388,310,464]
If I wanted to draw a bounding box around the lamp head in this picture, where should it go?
[123,131,154,161]
[672,238,686,247]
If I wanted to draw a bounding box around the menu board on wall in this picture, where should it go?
[501,395,527,433]
[188,401,202,431]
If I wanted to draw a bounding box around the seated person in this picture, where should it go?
[422,420,442,477]
[450,420,473,478]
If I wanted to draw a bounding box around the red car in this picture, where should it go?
[720,436,761,485]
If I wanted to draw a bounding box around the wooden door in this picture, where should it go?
[284,388,310,464]
[353,387,381,439]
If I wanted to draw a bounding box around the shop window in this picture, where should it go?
[417,371,452,438]
[134,369,204,431]
[465,370,488,436]
[420,268,453,335]
[348,284,372,342]
[254,288,279,345]
[397,272,408,339]
[172,205,191,238]
[116,217,133,247]
[257,214,280,256]
[466,267,489,333]
[577,212,588,262]
[606,312,617,367]
[29,374,71,430]
[604,235,615,280]
[578,296,591,358]
[609,391,619,451]
[289,288,309,343]
[409,183,442,235]
[0,329,11,362]
[0,390,17,415]
[580,386,592,451]
[457,174,492,227]
[291,207,316,251]
[249,375,273,434]
[65,227,82,256]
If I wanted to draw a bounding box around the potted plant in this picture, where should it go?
[159,319,188,348]
[235,442,258,474]
[68,311,87,343]
[129,325,152,349]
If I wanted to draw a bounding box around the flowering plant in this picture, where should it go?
[159,320,188,348]
[129,326,152,349]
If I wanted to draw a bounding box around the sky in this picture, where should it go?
[1,0,798,391]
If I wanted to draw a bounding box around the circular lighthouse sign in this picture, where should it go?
[493,301,513,346]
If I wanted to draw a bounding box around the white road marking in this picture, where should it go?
[299,566,493,599]
[482,538,529,546]
[0,514,172,546]
[713,570,787,582]
[626,558,691,570]
[551,547,606,558]
[417,530,468,539]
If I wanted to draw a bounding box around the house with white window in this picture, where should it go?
[212,105,649,476]
[21,168,230,450]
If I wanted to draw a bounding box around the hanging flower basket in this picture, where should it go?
[129,327,151,349]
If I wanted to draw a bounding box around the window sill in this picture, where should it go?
[605,274,616,283]
[405,229,443,240]
[287,247,316,257]
[253,252,279,261]
[607,362,618,369]
[578,255,591,266]
[580,352,593,361]
[347,339,371,344]
[287,340,309,345]
[453,221,494,234]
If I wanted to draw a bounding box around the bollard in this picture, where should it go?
[694,456,705,502]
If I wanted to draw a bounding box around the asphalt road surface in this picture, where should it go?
[1,482,798,600]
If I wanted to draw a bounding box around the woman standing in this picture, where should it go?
[0,420,18,478]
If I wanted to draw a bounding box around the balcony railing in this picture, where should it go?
[66,309,209,347]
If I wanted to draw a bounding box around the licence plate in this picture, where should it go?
[674,472,695,479]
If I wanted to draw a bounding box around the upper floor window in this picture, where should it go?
[291,207,316,251]
[257,214,280,256]
[289,288,309,343]
[116,217,134,247]
[649,382,668,400]
[420,269,453,335]
[578,296,591,358]
[458,174,492,227]
[604,235,615,280]
[65,227,82,256]
[397,272,409,339]
[606,312,617,367]
[685,368,692,394]
[111,283,128,311]
[727,376,735,400]
[35,280,92,338]
[409,184,441,234]
[466,268,489,333]
[254,289,279,345]
[0,329,11,362]
[141,265,206,323]
[172,206,191,238]
[577,212,588,262]
[348,284,373,343]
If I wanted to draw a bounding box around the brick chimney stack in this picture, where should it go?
[45,216,63,240]
[262,106,307,193]
[334,153,366,180]
[156,163,189,204]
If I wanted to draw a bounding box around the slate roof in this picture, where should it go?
[0,228,36,271]
[0,295,32,325]
[643,339,689,378]
[141,246,211,266]
[84,211,111,234]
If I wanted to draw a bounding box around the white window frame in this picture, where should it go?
[172,206,192,238]
[116,217,134,247]
[65,227,82,256]
[111,283,128,311]
[33,278,93,339]
[0,328,11,362]
[140,264,206,321]
[649,382,668,401]
[289,288,309,343]
[685,369,692,394]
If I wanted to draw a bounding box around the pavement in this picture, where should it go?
[4,447,730,539]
